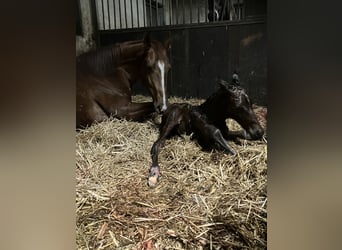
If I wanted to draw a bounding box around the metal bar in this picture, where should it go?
[124,0,127,28]
[113,0,116,28]
[228,0,231,20]
[99,18,266,34]
[162,0,165,25]
[182,0,185,24]
[204,0,208,22]
[236,0,239,20]
[176,0,178,25]
[156,0,159,26]
[197,0,200,23]
[232,0,235,20]
[240,0,242,19]
[118,0,122,28]
[101,0,105,29]
[221,0,227,21]
[107,0,111,29]
[90,0,100,45]
[189,0,192,24]
[169,0,172,25]
[143,0,146,27]
[149,0,152,26]
[212,0,215,22]
[130,0,133,28]
[136,0,139,27]
[76,0,83,36]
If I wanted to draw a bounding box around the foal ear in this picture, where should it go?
[217,79,229,90]
[146,48,156,67]
[232,71,240,85]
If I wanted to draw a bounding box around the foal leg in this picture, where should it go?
[148,120,179,187]
[212,129,236,155]
[226,130,252,140]
[215,121,245,145]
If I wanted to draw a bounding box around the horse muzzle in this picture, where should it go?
[155,103,168,113]
[248,125,264,140]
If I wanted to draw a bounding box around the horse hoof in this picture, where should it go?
[148,175,159,188]
[223,148,236,155]
[148,166,160,188]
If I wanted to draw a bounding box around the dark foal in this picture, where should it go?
[148,79,264,187]
[190,107,236,154]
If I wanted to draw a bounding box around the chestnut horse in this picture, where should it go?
[148,79,264,187]
[76,35,171,128]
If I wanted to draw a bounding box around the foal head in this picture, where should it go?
[218,80,264,140]
[141,34,171,113]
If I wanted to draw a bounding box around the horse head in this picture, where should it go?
[208,0,228,21]
[141,33,171,113]
[218,79,264,140]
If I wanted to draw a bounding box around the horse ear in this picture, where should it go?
[144,32,152,47]
[146,48,156,67]
[217,79,229,90]
[144,33,156,66]
[164,38,172,51]
[232,70,240,85]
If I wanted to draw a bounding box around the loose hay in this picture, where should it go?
[76,95,267,249]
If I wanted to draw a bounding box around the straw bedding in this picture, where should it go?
[76,96,267,249]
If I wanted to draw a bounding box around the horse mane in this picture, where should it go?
[77,44,122,75]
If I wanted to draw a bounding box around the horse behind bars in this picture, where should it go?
[208,0,240,21]
[148,78,264,187]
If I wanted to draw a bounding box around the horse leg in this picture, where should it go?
[148,140,164,187]
[212,129,236,155]
[226,130,252,140]
[76,98,109,128]
[215,121,244,145]
[118,102,156,121]
[148,119,180,187]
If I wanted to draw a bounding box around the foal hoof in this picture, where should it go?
[148,166,161,188]
[224,148,236,155]
[230,149,237,155]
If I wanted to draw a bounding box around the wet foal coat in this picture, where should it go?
[76,35,170,128]
[148,80,264,187]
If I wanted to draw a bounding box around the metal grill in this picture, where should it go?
[95,0,247,30]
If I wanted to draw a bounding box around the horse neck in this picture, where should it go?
[199,91,231,119]
[117,41,145,65]
[116,42,146,83]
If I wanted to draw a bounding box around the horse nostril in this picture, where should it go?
[248,126,264,140]
[155,105,162,114]
[254,128,264,139]
[258,128,264,137]
[160,105,167,112]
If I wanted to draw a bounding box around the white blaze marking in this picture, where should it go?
[157,60,167,111]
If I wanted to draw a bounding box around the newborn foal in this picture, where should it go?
[148,80,264,187]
